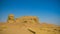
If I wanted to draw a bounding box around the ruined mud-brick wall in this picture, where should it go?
[0,14,60,34]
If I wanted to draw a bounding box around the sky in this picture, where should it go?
[0,0,60,25]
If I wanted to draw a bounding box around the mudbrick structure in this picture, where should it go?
[0,14,60,34]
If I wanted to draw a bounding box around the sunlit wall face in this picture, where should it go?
[0,0,60,25]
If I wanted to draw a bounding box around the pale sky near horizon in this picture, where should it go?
[0,0,60,25]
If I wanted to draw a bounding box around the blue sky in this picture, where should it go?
[0,0,60,25]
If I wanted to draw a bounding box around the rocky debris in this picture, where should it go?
[0,14,60,34]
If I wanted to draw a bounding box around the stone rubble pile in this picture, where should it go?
[0,14,60,34]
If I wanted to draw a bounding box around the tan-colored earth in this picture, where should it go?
[0,14,60,34]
